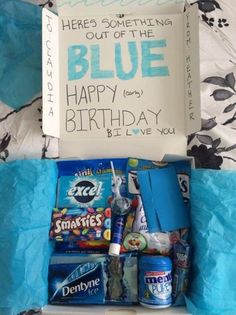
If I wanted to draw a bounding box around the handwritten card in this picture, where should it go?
[60,15,184,141]
[42,5,200,160]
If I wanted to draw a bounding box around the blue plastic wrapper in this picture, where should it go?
[0,0,42,109]
[0,160,58,315]
[186,169,236,315]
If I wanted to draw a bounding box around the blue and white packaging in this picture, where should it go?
[49,258,105,304]
[57,174,112,208]
[138,255,172,309]
[48,253,138,305]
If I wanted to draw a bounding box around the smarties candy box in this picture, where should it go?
[50,207,111,243]
[48,253,138,305]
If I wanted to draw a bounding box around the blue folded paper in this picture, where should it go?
[138,165,190,232]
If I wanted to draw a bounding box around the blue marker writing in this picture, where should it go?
[68,40,169,81]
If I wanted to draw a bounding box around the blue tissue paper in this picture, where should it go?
[186,169,236,315]
[0,0,42,109]
[138,165,190,232]
[0,160,58,315]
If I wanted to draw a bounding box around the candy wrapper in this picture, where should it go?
[57,174,112,209]
[48,253,138,305]
[50,207,111,243]
[172,241,191,306]
[121,195,180,255]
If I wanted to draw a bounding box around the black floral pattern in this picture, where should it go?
[203,72,236,126]
[188,132,236,168]
[39,0,54,8]
[218,18,229,28]
[0,133,11,161]
[192,0,229,29]
[188,70,236,169]
[187,144,223,169]
[194,0,221,13]
[202,15,215,26]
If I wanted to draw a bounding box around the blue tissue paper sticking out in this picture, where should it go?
[186,169,236,315]
[0,160,58,315]
[0,1,42,109]
[138,165,190,232]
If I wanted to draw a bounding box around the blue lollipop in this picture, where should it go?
[109,162,131,256]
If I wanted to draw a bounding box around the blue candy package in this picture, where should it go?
[50,207,111,243]
[49,259,105,305]
[57,159,127,207]
[54,159,127,252]
[48,253,138,305]
[57,174,112,208]
[57,158,127,179]
[172,241,191,306]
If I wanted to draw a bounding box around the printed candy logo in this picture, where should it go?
[49,263,104,303]
[68,179,102,205]
[177,173,189,203]
[145,271,172,299]
[53,213,103,235]
[58,174,111,208]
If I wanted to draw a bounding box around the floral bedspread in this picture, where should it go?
[0,0,235,171]
[187,0,236,169]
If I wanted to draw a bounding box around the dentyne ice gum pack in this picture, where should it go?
[48,253,138,305]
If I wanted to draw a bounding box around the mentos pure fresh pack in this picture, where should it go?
[121,158,191,254]
[48,253,138,305]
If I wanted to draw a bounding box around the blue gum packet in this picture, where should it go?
[57,174,112,208]
[57,158,128,206]
[48,253,138,305]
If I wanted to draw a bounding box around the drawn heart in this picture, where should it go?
[132,128,140,135]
